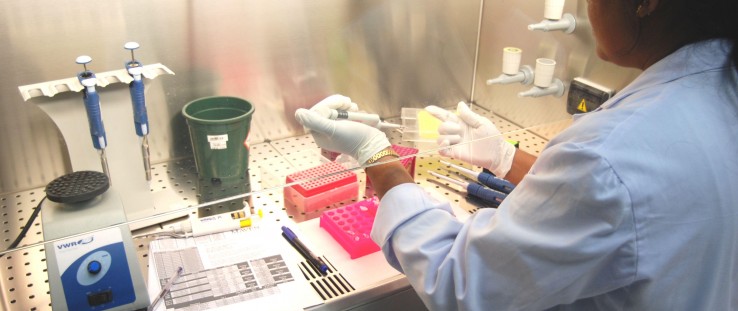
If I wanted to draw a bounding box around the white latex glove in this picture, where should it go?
[308,94,358,118]
[425,101,515,177]
[305,94,400,130]
[295,108,390,165]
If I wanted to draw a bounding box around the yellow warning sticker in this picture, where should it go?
[577,99,588,112]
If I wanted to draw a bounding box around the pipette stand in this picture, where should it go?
[18,64,176,230]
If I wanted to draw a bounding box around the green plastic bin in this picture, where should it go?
[183,96,254,179]
[183,96,254,213]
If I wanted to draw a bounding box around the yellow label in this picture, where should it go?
[418,110,443,139]
[577,99,588,112]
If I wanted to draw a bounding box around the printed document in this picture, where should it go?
[147,223,323,311]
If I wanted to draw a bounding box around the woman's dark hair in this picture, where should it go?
[682,0,738,70]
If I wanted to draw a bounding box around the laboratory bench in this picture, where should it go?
[0,110,562,311]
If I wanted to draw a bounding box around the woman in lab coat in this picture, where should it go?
[295,0,738,310]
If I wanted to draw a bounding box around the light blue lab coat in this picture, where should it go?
[371,39,738,311]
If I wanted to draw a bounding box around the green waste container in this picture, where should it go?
[183,96,254,213]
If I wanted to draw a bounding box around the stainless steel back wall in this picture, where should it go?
[0,0,480,193]
[473,0,641,139]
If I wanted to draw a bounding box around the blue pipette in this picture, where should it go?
[124,42,152,181]
[440,160,515,194]
[428,171,506,206]
[76,56,111,181]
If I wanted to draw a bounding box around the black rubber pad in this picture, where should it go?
[45,171,110,203]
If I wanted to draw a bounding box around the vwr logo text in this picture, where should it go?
[56,236,94,250]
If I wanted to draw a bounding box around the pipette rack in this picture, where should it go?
[17,63,174,101]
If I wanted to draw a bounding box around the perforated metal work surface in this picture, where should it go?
[0,190,50,311]
[0,108,558,311]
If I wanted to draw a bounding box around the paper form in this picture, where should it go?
[147,223,323,311]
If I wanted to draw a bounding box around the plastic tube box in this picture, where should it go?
[320,197,380,259]
[401,107,442,142]
[284,161,359,213]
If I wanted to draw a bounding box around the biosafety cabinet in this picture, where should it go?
[0,0,638,310]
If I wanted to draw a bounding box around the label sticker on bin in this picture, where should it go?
[207,134,228,149]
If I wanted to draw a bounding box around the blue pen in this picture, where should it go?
[429,171,506,206]
[281,226,328,275]
[440,160,515,194]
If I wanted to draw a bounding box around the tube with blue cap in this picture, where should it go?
[429,171,507,207]
[440,160,515,194]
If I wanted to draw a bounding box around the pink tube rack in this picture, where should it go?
[284,161,359,213]
[320,197,380,259]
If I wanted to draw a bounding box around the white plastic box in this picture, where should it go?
[401,107,442,142]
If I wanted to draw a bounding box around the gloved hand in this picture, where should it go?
[425,101,515,177]
[308,94,358,118]
[295,97,390,165]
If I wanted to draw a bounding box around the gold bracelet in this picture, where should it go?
[365,148,400,165]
